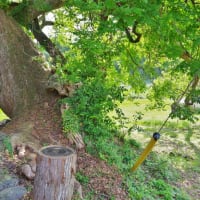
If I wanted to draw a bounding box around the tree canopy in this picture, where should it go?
[1,0,200,126]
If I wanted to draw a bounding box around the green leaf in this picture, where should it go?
[165,46,184,58]
[132,7,144,16]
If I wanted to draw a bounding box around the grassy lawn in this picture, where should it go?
[119,99,171,121]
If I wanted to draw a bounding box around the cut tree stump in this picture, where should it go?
[33,145,77,200]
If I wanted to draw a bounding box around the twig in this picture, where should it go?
[158,71,200,133]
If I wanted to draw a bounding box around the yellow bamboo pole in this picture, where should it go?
[130,74,200,172]
[131,132,160,172]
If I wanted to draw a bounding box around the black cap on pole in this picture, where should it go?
[153,132,160,141]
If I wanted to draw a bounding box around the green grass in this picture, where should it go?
[85,133,191,199]
[118,99,171,121]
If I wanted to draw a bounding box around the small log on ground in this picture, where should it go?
[33,145,77,200]
[68,133,85,150]
[60,103,85,150]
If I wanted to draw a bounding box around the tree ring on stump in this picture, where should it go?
[39,145,75,158]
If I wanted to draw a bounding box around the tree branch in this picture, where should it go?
[10,0,65,25]
[38,14,55,28]
[42,20,54,27]
[184,75,199,106]
[125,21,142,43]
[31,17,65,64]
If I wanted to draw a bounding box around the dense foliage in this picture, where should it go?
[46,1,200,137]
[51,3,199,197]
[2,1,199,127]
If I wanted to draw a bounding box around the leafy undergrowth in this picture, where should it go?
[0,105,129,200]
[74,150,128,200]
[108,99,200,200]
[81,134,192,200]
[1,122,199,200]
[1,104,199,200]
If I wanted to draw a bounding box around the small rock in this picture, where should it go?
[0,178,19,191]
[17,145,26,159]
[0,119,10,128]
[0,186,27,200]
[44,102,49,108]
[29,160,37,173]
[21,164,35,180]
[26,152,37,161]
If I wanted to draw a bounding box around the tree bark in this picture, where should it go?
[33,145,77,200]
[184,75,199,106]
[0,9,49,118]
[8,0,65,25]
[31,17,65,64]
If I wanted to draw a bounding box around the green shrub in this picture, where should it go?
[76,172,89,185]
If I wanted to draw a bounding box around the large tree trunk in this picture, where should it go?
[0,9,49,118]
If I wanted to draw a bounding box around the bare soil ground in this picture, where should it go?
[1,99,128,200]
[1,148,128,200]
